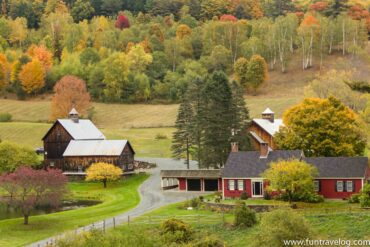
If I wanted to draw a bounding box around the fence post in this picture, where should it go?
[113,217,116,228]
[103,220,106,232]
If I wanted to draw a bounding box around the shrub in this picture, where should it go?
[240,191,248,200]
[253,209,312,247]
[161,218,193,243]
[193,236,225,247]
[190,197,201,208]
[349,193,360,203]
[155,133,168,140]
[263,191,271,200]
[359,184,370,208]
[303,193,324,203]
[234,202,257,228]
[0,113,12,122]
[199,195,204,202]
[214,192,222,203]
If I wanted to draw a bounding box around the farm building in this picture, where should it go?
[43,108,135,172]
[160,107,369,199]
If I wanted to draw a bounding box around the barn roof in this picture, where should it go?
[252,118,284,136]
[262,108,274,114]
[63,140,131,156]
[57,119,105,140]
[222,150,303,178]
[161,169,221,178]
[303,157,369,178]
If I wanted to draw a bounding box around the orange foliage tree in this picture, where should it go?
[27,45,53,71]
[19,59,45,94]
[50,75,91,120]
[0,53,9,90]
[176,24,192,39]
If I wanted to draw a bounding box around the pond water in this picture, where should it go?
[0,200,101,220]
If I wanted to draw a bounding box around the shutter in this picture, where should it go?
[318,180,321,192]
[242,180,245,191]
[335,181,337,192]
[352,180,355,192]
[234,180,237,191]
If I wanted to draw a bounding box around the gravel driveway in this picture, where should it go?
[29,158,207,247]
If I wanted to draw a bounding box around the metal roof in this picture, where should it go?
[161,169,221,178]
[252,118,284,136]
[63,140,128,156]
[262,108,274,114]
[57,119,105,140]
[69,108,79,115]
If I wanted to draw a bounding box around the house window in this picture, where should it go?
[238,180,244,191]
[336,181,344,192]
[346,181,353,192]
[229,180,235,191]
[314,181,320,192]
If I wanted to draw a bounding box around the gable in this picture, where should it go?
[42,121,73,141]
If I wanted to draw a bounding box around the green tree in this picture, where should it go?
[80,47,100,65]
[245,54,268,94]
[234,202,257,228]
[171,95,194,169]
[261,159,318,203]
[0,141,39,173]
[234,57,248,86]
[253,209,312,247]
[359,184,370,208]
[201,71,233,168]
[275,97,367,157]
[71,0,95,23]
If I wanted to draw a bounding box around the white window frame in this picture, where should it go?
[346,181,353,192]
[336,181,344,192]
[251,179,264,197]
[314,181,319,192]
[238,180,244,191]
[229,180,235,191]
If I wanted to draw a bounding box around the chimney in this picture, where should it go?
[262,108,274,123]
[231,142,238,152]
[69,108,79,123]
[260,143,269,158]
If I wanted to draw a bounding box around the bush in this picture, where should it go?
[240,191,248,200]
[234,202,257,228]
[263,191,271,200]
[303,193,324,203]
[0,113,12,122]
[214,192,222,203]
[349,194,360,203]
[253,209,312,247]
[359,184,370,208]
[161,218,193,243]
[155,133,168,140]
[199,195,204,202]
[190,197,201,208]
[192,236,225,247]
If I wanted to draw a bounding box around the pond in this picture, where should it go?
[0,200,101,220]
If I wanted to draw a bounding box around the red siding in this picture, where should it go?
[218,178,222,191]
[317,179,362,199]
[223,179,252,198]
[179,178,186,191]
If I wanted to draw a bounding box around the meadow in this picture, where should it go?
[0,173,148,247]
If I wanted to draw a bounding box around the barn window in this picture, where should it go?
[314,181,320,192]
[229,180,235,191]
[237,180,244,191]
[346,181,353,192]
[336,181,344,192]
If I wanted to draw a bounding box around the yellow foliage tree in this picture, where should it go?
[176,24,192,39]
[19,59,45,94]
[85,163,122,188]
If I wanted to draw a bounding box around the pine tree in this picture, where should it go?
[171,95,194,169]
[230,81,251,150]
[201,71,233,168]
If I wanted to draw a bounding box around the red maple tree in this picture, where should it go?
[115,14,130,30]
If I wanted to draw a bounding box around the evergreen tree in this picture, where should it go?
[171,95,194,169]
[201,71,233,168]
[326,0,349,17]
[230,80,251,150]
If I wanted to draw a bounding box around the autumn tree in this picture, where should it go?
[115,13,130,30]
[275,97,367,157]
[176,24,192,39]
[19,59,45,94]
[85,162,122,188]
[0,53,9,90]
[27,45,53,71]
[245,54,268,94]
[298,14,320,69]
[50,75,91,120]
[0,141,39,174]
[234,57,248,86]
[0,167,67,225]
[126,44,153,73]
[262,159,318,203]
[71,0,95,23]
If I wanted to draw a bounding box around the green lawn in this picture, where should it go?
[0,174,148,247]
[115,198,370,246]
[0,122,174,157]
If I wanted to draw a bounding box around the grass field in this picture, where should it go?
[0,122,174,157]
[0,174,148,247]
[100,198,370,247]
